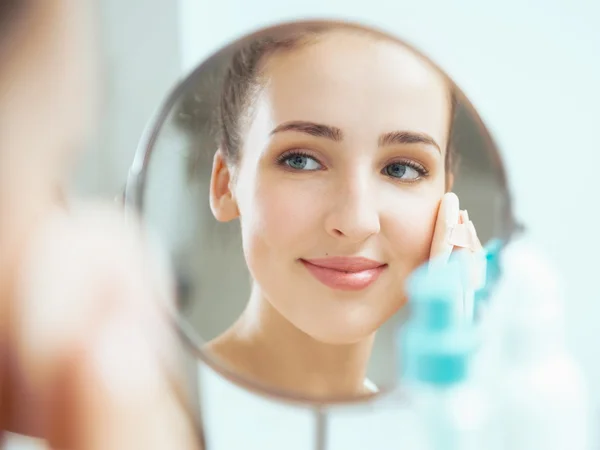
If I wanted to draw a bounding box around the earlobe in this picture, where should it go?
[209,149,239,222]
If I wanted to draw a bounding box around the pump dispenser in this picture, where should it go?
[399,260,496,450]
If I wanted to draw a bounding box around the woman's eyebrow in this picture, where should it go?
[271,121,343,141]
[378,131,441,153]
[270,121,440,153]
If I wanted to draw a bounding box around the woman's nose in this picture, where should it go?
[324,177,381,242]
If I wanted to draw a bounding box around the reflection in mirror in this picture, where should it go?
[127,21,513,403]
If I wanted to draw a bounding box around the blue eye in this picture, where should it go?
[383,161,427,181]
[281,153,322,171]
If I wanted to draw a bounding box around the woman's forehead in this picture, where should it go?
[252,33,451,146]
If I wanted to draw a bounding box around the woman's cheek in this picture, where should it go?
[386,195,439,262]
[267,182,321,240]
[413,198,440,261]
[243,178,323,252]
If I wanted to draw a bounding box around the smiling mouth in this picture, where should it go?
[300,257,388,291]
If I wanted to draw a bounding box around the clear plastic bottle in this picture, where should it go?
[399,261,498,450]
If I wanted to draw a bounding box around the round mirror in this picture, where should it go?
[125,20,515,404]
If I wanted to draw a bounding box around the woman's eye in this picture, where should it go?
[383,162,423,181]
[283,154,322,171]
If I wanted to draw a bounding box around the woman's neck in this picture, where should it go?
[205,285,375,399]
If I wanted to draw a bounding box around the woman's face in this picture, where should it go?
[224,31,451,344]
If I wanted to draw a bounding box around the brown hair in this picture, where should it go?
[217,25,458,174]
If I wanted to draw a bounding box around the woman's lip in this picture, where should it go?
[302,256,385,272]
[300,259,388,291]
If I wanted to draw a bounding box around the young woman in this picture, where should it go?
[206,24,480,399]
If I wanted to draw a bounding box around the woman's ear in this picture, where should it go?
[209,149,239,222]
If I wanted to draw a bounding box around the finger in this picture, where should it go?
[455,212,484,286]
[13,205,199,449]
[429,192,460,264]
[460,209,483,252]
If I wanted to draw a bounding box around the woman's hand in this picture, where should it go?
[427,193,484,320]
[429,192,484,286]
